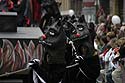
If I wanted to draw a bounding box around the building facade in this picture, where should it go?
[56,0,125,22]
[109,0,124,21]
[55,0,71,11]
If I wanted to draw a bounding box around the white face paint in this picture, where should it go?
[49,31,55,36]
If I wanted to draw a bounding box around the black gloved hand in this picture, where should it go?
[27,59,40,69]
[75,56,84,65]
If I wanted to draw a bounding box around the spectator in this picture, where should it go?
[118,22,125,38]
[112,40,125,83]
[111,24,121,38]
[106,31,116,42]
[106,14,112,31]
[96,23,107,37]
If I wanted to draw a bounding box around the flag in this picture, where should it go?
[35,44,43,64]
[1,39,14,73]
[23,41,31,63]
[28,40,35,60]
[96,6,104,17]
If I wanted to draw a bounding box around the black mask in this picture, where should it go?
[40,20,67,64]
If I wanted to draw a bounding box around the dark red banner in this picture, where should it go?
[83,2,95,7]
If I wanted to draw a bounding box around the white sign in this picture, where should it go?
[83,0,95,2]
[82,7,96,15]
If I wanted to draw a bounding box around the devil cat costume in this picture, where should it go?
[28,0,100,82]
[62,15,101,83]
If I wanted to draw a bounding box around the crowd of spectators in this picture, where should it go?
[95,14,125,83]
[0,1,125,82]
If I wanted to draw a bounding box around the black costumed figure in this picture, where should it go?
[28,0,66,83]
[62,13,101,83]
[28,1,101,83]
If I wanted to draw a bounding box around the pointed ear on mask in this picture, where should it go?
[57,19,62,27]
[78,15,86,23]
[56,2,62,7]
